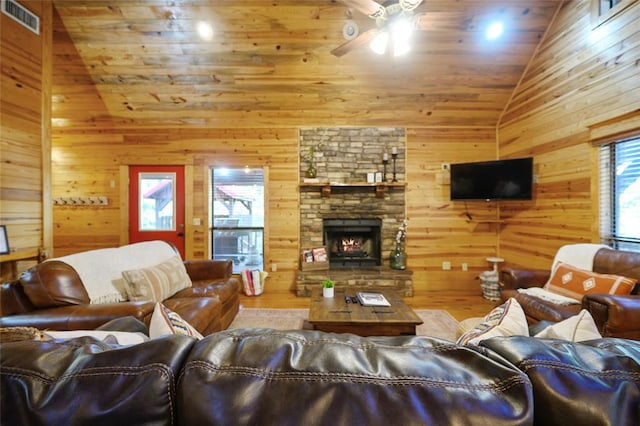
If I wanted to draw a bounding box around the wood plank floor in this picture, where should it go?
[239,289,498,321]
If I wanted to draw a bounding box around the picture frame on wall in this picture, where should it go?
[0,225,9,255]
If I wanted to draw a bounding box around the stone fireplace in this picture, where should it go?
[324,218,382,268]
[296,127,413,296]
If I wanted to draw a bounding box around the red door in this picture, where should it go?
[129,165,185,258]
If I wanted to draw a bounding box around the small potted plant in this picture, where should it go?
[322,279,334,298]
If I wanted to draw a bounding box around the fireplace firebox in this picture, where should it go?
[323,218,382,268]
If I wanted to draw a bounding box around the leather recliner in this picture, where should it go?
[501,246,640,340]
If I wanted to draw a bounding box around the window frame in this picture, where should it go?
[591,0,638,28]
[599,136,640,252]
[210,167,266,274]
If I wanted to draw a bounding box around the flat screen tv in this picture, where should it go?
[450,157,533,201]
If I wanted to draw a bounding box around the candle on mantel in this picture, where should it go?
[392,147,398,155]
[383,152,389,161]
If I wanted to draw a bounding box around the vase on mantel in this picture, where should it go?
[389,242,407,270]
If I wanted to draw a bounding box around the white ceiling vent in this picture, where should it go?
[2,0,39,35]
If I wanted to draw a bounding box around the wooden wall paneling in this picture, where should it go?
[1,1,50,279]
[406,127,499,295]
[498,0,640,271]
[49,1,560,129]
[51,126,300,292]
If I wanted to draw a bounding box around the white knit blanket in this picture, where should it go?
[48,241,178,304]
[518,287,580,305]
[551,243,609,272]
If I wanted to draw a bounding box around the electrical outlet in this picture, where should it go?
[462,262,468,271]
[533,174,539,184]
[442,261,451,270]
[271,263,278,272]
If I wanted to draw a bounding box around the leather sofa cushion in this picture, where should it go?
[177,329,533,425]
[481,336,640,426]
[20,260,90,308]
[0,335,196,425]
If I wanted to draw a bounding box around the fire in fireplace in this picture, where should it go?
[323,218,382,268]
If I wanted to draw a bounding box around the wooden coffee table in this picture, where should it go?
[307,287,423,336]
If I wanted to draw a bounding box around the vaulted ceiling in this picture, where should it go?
[51,0,562,129]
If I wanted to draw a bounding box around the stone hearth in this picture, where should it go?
[296,267,413,297]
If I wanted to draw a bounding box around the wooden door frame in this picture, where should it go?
[119,164,195,259]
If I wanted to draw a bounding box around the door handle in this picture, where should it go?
[177,232,184,237]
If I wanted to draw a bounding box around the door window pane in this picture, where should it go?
[212,168,265,273]
[139,173,176,231]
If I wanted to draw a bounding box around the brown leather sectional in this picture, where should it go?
[1,329,639,425]
[0,255,241,335]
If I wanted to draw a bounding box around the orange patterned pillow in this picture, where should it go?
[544,262,637,300]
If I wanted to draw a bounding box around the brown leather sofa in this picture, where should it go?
[2,328,639,425]
[501,246,640,339]
[0,251,241,335]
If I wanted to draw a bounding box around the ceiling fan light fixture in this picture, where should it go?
[393,39,411,56]
[370,31,389,55]
[390,17,413,56]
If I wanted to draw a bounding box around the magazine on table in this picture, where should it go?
[356,292,391,307]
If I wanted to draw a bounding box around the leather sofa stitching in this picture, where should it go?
[518,359,640,380]
[183,361,528,392]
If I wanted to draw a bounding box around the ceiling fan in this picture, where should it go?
[331,0,467,57]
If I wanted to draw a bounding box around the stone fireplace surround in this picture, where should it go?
[296,128,413,296]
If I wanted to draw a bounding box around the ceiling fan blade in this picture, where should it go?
[414,11,470,31]
[398,0,424,12]
[331,28,380,57]
[336,0,386,19]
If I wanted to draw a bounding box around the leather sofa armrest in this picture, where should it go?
[582,294,640,339]
[0,302,155,331]
[183,259,232,282]
[1,281,36,316]
[501,268,550,290]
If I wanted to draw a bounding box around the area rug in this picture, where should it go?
[228,307,458,341]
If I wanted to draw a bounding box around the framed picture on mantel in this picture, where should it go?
[0,225,10,255]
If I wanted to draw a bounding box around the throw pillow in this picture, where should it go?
[534,309,602,342]
[122,256,192,302]
[544,262,636,300]
[456,298,529,346]
[149,302,203,340]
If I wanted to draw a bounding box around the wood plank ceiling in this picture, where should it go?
[51,0,562,129]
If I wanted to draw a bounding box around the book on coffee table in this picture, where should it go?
[357,292,391,307]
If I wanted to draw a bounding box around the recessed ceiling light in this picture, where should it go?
[196,21,214,41]
[486,21,504,40]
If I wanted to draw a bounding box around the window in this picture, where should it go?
[599,137,640,252]
[138,172,176,231]
[211,167,265,273]
[598,0,623,14]
[591,0,636,27]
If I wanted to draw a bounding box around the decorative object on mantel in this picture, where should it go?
[322,279,335,298]
[53,196,108,206]
[302,132,327,179]
[391,146,399,182]
[390,219,408,270]
[382,152,389,182]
